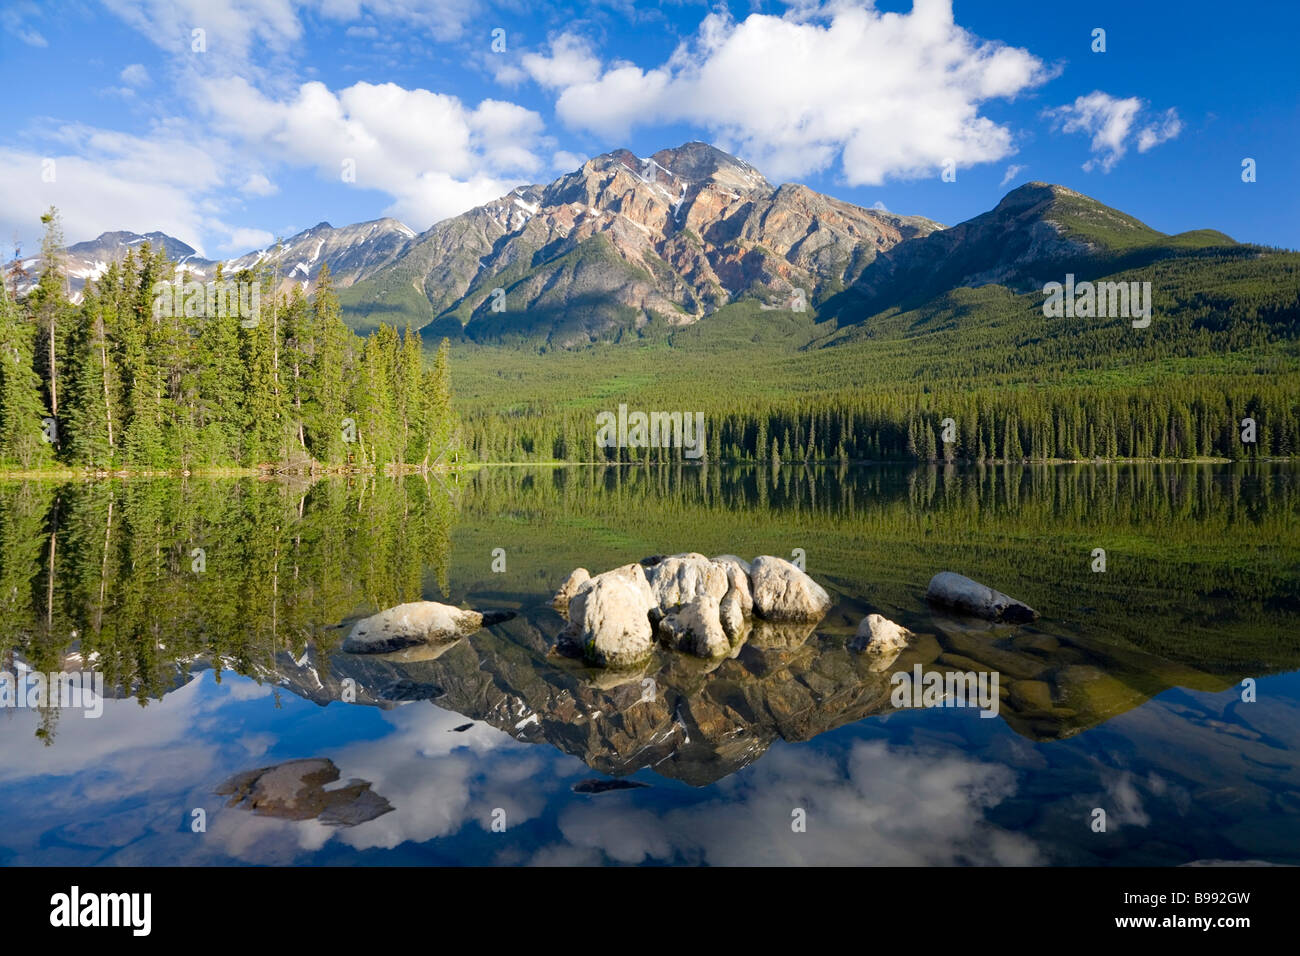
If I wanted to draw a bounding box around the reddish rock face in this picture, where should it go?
[353,141,944,346]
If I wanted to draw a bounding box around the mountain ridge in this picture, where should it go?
[4,217,416,303]
[341,141,945,343]
[5,143,1261,349]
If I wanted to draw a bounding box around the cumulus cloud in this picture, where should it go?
[0,118,316,256]
[197,76,547,228]
[521,33,602,89]
[1046,91,1182,172]
[0,134,218,254]
[527,0,1052,184]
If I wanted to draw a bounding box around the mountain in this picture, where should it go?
[4,217,415,303]
[340,142,942,345]
[223,217,415,294]
[4,145,1268,351]
[4,230,216,301]
[828,181,1240,320]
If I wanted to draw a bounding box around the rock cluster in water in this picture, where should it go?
[554,552,832,667]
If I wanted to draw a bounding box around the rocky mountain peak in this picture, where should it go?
[650,141,770,191]
[344,142,943,346]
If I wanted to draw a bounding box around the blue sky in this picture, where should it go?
[1,0,1296,259]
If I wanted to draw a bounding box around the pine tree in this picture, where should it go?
[63,264,122,467]
[29,208,71,447]
[0,281,52,468]
[422,337,455,466]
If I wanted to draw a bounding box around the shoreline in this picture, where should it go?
[1,455,1292,479]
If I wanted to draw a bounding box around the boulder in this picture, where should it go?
[562,563,658,668]
[552,568,591,615]
[712,554,753,577]
[719,587,747,643]
[658,594,730,658]
[645,553,728,610]
[925,572,1039,623]
[343,601,484,654]
[749,555,832,622]
[722,563,753,615]
[851,613,913,653]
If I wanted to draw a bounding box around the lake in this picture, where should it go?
[1,462,1297,865]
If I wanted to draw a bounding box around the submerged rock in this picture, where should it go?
[749,555,832,622]
[561,563,658,668]
[850,614,914,672]
[746,617,819,650]
[572,778,651,794]
[343,602,486,654]
[925,572,1039,623]
[851,614,913,653]
[216,758,393,827]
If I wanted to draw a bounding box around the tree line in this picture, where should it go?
[0,208,457,471]
[459,379,1300,464]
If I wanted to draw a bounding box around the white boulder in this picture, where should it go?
[749,555,832,622]
[563,563,658,668]
[343,602,483,654]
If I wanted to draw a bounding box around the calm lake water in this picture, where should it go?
[1,463,1297,865]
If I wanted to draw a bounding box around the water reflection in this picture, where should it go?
[0,463,1296,865]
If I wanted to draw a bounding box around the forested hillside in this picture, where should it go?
[451,250,1300,463]
[0,209,457,472]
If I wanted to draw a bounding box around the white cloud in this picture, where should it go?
[1137,107,1183,153]
[1,3,47,47]
[1000,163,1026,186]
[197,77,547,228]
[521,33,601,89]
[0,120,304,257]
[102,0,305,79]
[529,0,1051,185]
[0,143,212,255]
[119,63,151,87]
[1046,91,1181,172]
[239,172,278,196]
[103,0,482,80]
[552,150,587,173]
[220,226,276,253]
